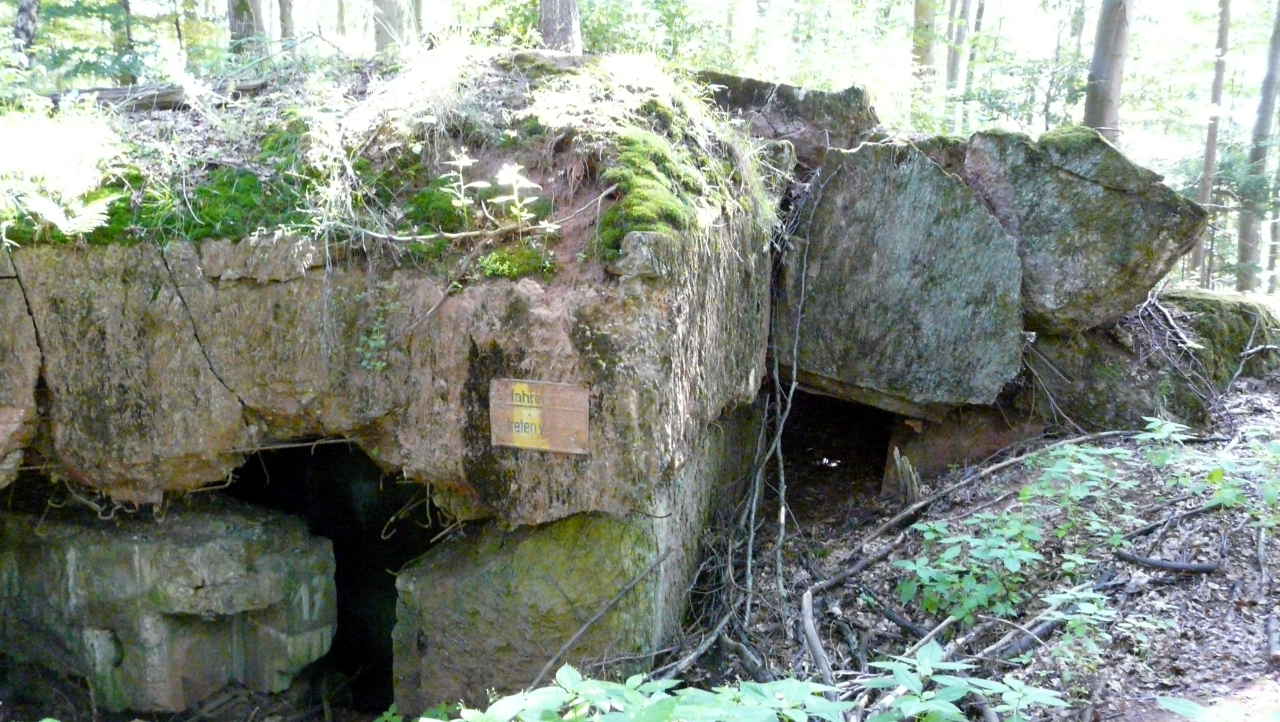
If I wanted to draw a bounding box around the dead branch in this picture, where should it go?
[856,583,929,639]
[720,633,774,682]
[653,598,741,680]
[1124,501,1223,540]
[1113,549,1220,574]
[49,79,269,111]
[801,587,837,698]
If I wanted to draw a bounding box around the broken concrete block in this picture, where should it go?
[0,496,335,712]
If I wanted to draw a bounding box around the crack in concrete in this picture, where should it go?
[7,250,49,382]
[158,246,248,411]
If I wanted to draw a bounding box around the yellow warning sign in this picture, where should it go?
[489,379,590,454]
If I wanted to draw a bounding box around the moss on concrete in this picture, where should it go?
[598,128,703,255]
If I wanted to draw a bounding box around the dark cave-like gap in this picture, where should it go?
[225,440,440,712]
[778,388,897,527]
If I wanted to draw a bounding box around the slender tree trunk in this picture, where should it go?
[1044,21,1064,131]
[1193,0,1230,287]
[228,0,265,55]
[278,0,294,44]
[960,0,984,132]
[944,0,959,88]
[539,0,582,54]
[1083,0,1131,143]
[1270,134,1280,293]
[12,0,39,64]
[114,0,138,85]
[374,0,405,52]
[336,0,346,36]
[412,0,423,40]
[912,0,939,129]
[1238,0,1280,292]
[171,0,186,52]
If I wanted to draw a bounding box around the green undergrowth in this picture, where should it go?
[477,241,556,279]
[2,46,776,277]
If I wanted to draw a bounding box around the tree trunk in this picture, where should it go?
[1193,0,1230,287]
[374,0,405,52]
[12,0,39,64]
[278,0,294,44]
[114,0,138,85]
[336,0,346,36]
[171,0,186,52]
[944,0,959,87]
[539,0,582,54]
[228,0,265,55]
[960,0,984,132]
[912,0,939,128]
[1238,0,1280,292]
[1083,0,1130,143]
[1270,134,1280,293]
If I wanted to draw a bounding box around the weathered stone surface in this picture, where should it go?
[1164,289,1280,382]
[0,496,335,712]
[964,127,1208,334]
[778,141,1023,419]
[697,70,880,169]
[393,402,760,708]
[0,250,39,490]
[12,244,249,504]
[1019,291,1279,431]
[1019,327,1210,430]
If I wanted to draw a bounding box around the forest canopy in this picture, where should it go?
[5,0,1280,292]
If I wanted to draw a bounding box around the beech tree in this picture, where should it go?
[540,0,582,54]
[374,0,408,51]
[11,0,39,64]
[228,0,265,55]
[1238,0,1280,292]
[1083,0,1130,142]
[1191,0,1230,288]
[279,0,294,44]
[911,0,938,128]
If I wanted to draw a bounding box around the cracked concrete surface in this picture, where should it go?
[0,250,41,490]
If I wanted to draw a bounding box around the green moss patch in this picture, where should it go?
[477,241,555,279]
[598,128,704,255]
[1164,289,1280,382]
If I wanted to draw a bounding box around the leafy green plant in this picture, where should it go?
[1020,444,1135,540]
[438,149,490,229]
[420,665,851,722]
[374,703,404,722]
[863,641,1068,722]
[357,283,401,372]
[894,513,1043,623]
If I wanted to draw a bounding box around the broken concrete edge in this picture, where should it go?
[0,247,42,492]
[0,496,337,712]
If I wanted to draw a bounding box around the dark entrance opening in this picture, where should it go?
[779,388,896,528]
[226,441,439,712]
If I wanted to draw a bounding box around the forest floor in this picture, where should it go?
[666,368,1280,722]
